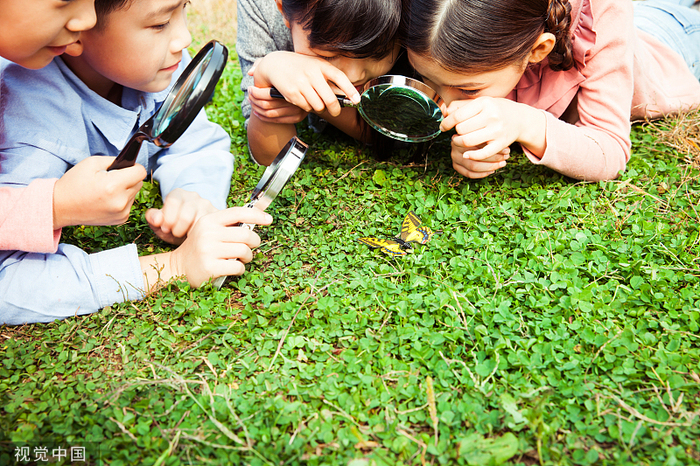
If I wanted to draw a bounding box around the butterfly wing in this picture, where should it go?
[399,211,434,244]
[358,237,408,256]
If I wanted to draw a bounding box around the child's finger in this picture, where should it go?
[321,66,360,105]
[456,156,506,173]
[453,163,496,179]
[100,158,147,186]
[247,59,261,76]
[213,255,247,277]
[462,141,511,162]
[249,97,306,119]
[311,76,344,116]
[215,243,255,265]
[252,109,309,125]
[168,205,198,239]
[145,208,164,229]
[298,81,332,114]
[452,156,504,179]
[441,100,485,132]
[249,85,291,103]
[215,207,274,228]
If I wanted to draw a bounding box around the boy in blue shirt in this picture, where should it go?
[0,0,272,324]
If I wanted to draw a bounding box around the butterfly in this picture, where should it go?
[358,211,433,256]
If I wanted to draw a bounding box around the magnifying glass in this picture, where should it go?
[212,136,309,289]
[271,75,444,143]
[108,40,229,171]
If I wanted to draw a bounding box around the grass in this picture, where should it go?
[2,5,700,466]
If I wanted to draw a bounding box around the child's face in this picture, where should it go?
[289,21,401,92]
[408,51,526,106]
[0,0,96,69]
[65,0,192,97]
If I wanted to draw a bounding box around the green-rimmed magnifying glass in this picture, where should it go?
[271,74,444,143]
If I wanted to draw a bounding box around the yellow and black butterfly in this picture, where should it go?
[358,211,433,256]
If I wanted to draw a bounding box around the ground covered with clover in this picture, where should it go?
[2,24,700,466]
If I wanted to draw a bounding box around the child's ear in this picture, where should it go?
[528,32,556,64]
[275,0,291,29]
[64,40,84,57]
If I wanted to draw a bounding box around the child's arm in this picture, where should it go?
[0,208,273,325]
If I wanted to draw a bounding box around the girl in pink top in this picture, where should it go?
[405,0,700,181]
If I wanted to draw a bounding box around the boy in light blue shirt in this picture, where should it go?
[0,0,273,324]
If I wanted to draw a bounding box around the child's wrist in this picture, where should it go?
[517,106,547,157]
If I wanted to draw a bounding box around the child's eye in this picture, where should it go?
[151,21,170,30]
[459,89,480,97]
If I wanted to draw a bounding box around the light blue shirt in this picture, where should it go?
[0,55,234,324]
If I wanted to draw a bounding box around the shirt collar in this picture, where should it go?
[54,58,176,150]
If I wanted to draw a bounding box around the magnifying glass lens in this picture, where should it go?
[359,84,442,142]
[153,50,213,137]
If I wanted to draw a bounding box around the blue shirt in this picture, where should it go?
[0,55,234,324]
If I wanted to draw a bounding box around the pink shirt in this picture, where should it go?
[0,178,61,253]
[513,0,700,181]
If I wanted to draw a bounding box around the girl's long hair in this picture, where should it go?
[282,0,404,59]
[407,0,574,73]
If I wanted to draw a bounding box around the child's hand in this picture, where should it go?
[169,207,274,287]
[145,188,218,245]
[53,156,146,229]
[441,97,528,163]
[252,51,360,118]
[451,143,510,179]
[248,85,309,124]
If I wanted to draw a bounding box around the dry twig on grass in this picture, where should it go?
[646,110,700,167]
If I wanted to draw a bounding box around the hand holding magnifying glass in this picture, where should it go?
[271,75,444,143]
[211,136,308,289]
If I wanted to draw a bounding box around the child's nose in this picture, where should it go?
[340,59,367,85]
[66,0,97,32]
[172,21,192,53]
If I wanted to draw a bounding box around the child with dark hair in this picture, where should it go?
[237,0,407,165]
[405,0,700,181]
[0,0,272,325]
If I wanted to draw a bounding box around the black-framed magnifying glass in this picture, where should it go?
[212,136,308,289]
[108,40,229,171]
[271,75,444,143]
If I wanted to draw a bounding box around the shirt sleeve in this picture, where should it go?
[236,0,293,123]
[0,178,61,253]
[0,244,145,325]
[151,108,234,210]
[525,0,634,181]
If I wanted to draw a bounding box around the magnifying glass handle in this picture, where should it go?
[211,202,258,289]
[108,132,149,171]
[270,87,355,108]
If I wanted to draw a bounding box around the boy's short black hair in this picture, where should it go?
[95,0,132,28]
[282,0,404,60]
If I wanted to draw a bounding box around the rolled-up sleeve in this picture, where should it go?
[0,244,145,325]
